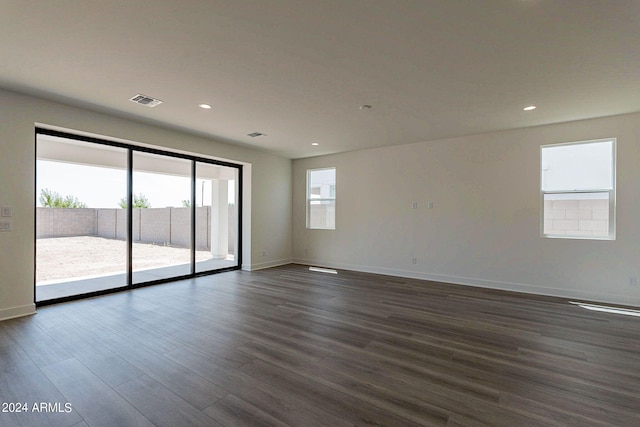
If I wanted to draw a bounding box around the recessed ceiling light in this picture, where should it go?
[199,103,212,109]
[247,132,267,138]
[311,142,319,146]
[359,104,373,110]
[523,105,537,111]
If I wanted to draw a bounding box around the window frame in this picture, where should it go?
[540,138,616,240]
[306,167,336,230]
[35,127,243,306]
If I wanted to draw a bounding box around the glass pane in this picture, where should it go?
[195,162,239,273]
[309,200,336,229]
[541,140,613,191]
[308,168,336,199]
[308,168,336,229]
[132,152,192,283]
[36,134,128,302]
[543,192,610,237]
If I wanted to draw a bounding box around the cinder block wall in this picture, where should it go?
[36,206,236,252]
[139,208,171,244]
[196,207,209,250]
[97,209,117,238]
[169,208,191,248]
[36,208,97,237]
[543,198,609,236]
[117,209,128,240]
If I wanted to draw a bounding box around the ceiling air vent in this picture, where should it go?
[129,94,163,107]
[248,131,267,138]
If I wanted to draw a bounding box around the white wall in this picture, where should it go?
[293,112,640,307]
[0,88,292,321]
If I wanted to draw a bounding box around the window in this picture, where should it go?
[541,138,615,239]
[307,168,336,229]
[35,128,242,304]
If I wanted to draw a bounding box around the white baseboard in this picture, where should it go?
[292,258,640,308]
[0,303,36,322]
[246,258,293,271]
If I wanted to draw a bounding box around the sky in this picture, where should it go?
[541,140,613,191]
[37,161,234,208]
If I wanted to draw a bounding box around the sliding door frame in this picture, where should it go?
[35,127,243,306]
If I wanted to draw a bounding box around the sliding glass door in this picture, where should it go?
[35,129,242,304]
[195,162,239,273]
[36,135,129,302]
[132,152,193,284]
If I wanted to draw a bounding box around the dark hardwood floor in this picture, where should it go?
[1,264,639,426]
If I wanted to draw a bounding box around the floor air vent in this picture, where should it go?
[309,266,338,274]
[129,94,163,107]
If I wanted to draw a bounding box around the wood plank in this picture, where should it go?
[240,359,442,426]
[40,358,153,427]
[204,394,292,427]
[0,345,83,427]
[0,264,639,426]
[114,375,224,427]
[165,346,352,426]
[100,334,227,410]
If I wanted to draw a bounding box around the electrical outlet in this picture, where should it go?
[262,250,267,257]
[1,207,12,217]
[0,220,12,231]
[428,201,434,209]
[411,257,417,265]
[412,202,418,209]
[629,276,638,286]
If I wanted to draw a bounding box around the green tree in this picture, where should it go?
[181,199,191,208]
[119,193,151,209]
[39,189,87,208]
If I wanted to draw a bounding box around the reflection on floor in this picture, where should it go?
[36,258,237,302]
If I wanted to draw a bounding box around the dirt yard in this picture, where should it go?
[36,236,215,282]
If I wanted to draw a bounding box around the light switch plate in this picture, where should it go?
[1,207,12,217]
[0,220,11,231]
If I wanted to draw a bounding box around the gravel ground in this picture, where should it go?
[36,236,215,282]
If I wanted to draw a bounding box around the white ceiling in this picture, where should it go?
[2,1,639,159]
